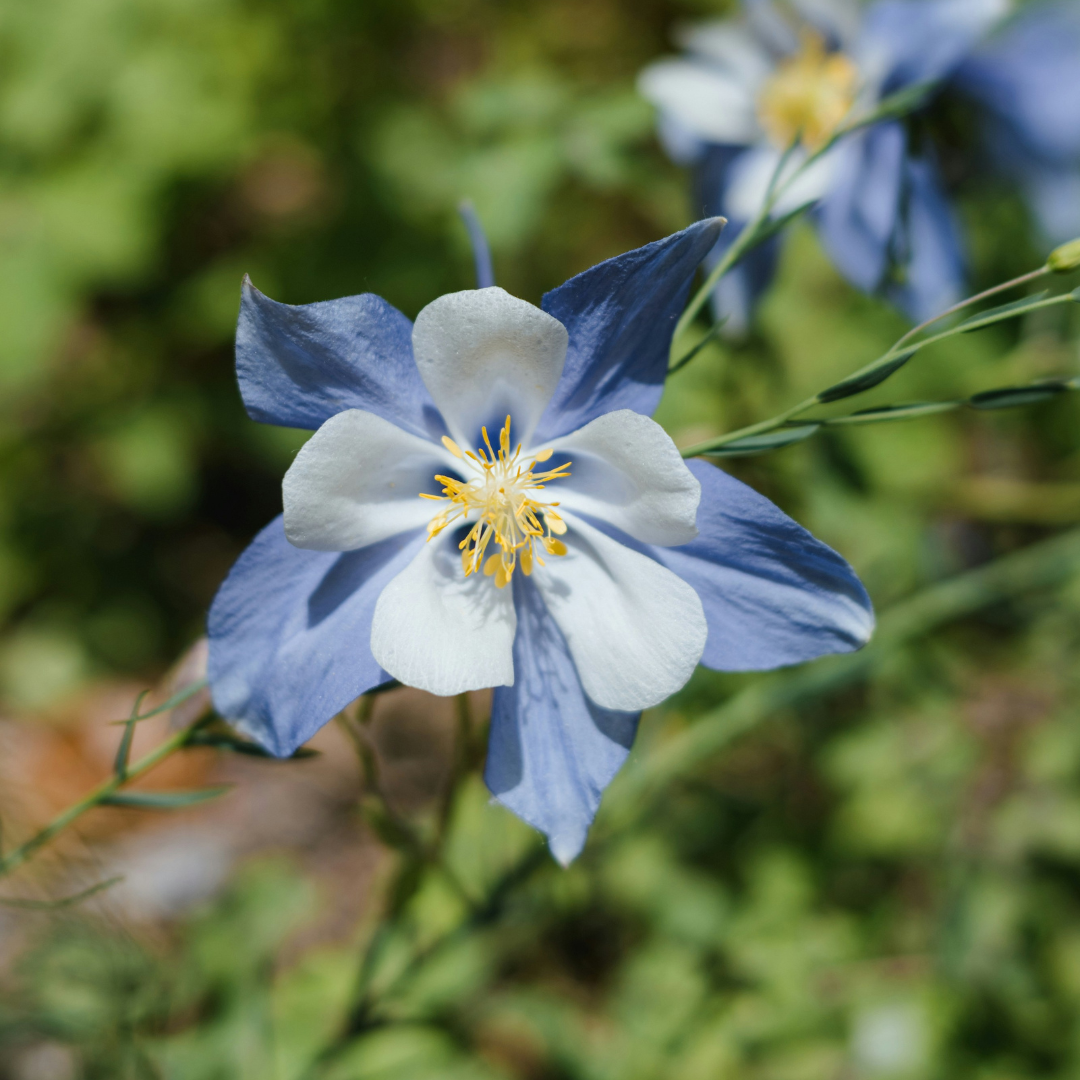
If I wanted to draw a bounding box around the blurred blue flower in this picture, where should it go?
[956,0,1080,246]
[208,222,874,863]
[638,0,1005,329]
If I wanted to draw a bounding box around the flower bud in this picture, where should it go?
[1047,237,1080,273]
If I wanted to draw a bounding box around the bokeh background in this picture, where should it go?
[1,0,1079,1077]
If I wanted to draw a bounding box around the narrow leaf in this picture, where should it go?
[668,320,726,375]
[102,787,231,810]
[817,348,918,404]
[110,677,210,726]
[956,291,1054,333]
[707,424,821,457]
[188,730,318,759]
[0,876,124,911]
[824,401,961,425]
[113,690,148,778]
[968,382,1071,410]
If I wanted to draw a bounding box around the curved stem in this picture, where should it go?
[680,271,1071,458]
[0,709,213,878]
[894,267,1051,350]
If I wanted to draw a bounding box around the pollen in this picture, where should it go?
[422,416,571,589]
[757,31,858,151]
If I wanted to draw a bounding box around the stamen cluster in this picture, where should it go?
[757,30,858,150]
[422,416,570,589]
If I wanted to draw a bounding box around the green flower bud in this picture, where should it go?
[1047,237,1080,273]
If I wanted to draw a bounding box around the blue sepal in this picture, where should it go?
[486,578,638,865]
[650,460,874,670]
[236,278,442,438]
[536,218,725,439]
[208,516,425,756]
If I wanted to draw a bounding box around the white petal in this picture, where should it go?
[725,143,841,222]
[370,536,517,696]
[283,409,452,552]
[790,0,862,49]
[675,22,775,89]
[547,409,700,547]
[637,59,761,145]
[412,287,568,449]
[533,516,707,712]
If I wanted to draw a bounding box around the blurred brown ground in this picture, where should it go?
[0,645,489,968]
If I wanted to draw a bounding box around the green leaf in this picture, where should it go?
[109,677,209,725]
[668,319,727,375]
[102,786,231,810]
[824,401,961,425]
[817,348,918,404]
[113,689,149,777]
[706,424,820,457]
[956,291,1054,333]
[968,382,1072,410]
[188,730,319,759]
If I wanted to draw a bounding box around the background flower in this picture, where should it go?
[956,0,1080,246]
[638,0,1006,328]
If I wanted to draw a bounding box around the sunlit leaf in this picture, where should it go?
[817,348,918,404]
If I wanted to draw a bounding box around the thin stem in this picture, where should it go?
[669,79,1049,376]
[437,694,473,842]
[895,266,1052,349]
[337,696,476,909]
[0,710,213,878]
[679,276,1073,458]
[679,395,819,458]
[672,214,757,350]
[671,135,813,355]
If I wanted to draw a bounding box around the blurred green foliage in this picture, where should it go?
[2,0,1080,1077]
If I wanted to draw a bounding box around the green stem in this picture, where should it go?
[0,711,213,878]
[670,134,828,360]
[680,280,1073,458]
[894,266,1051,350]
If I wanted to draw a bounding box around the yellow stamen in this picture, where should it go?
[421,416,571,588]
[757,31,858,151]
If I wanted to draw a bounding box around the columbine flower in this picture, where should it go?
[637,0,1006,329]
[955,0,1080,248]
[208,221,874,864]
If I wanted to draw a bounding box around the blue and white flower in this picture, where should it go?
[956,0,1080,247]
[638,0,1006,328]
[208,222,874,864]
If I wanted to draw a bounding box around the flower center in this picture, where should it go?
[756,30,858,151]
[421,416,570,589]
